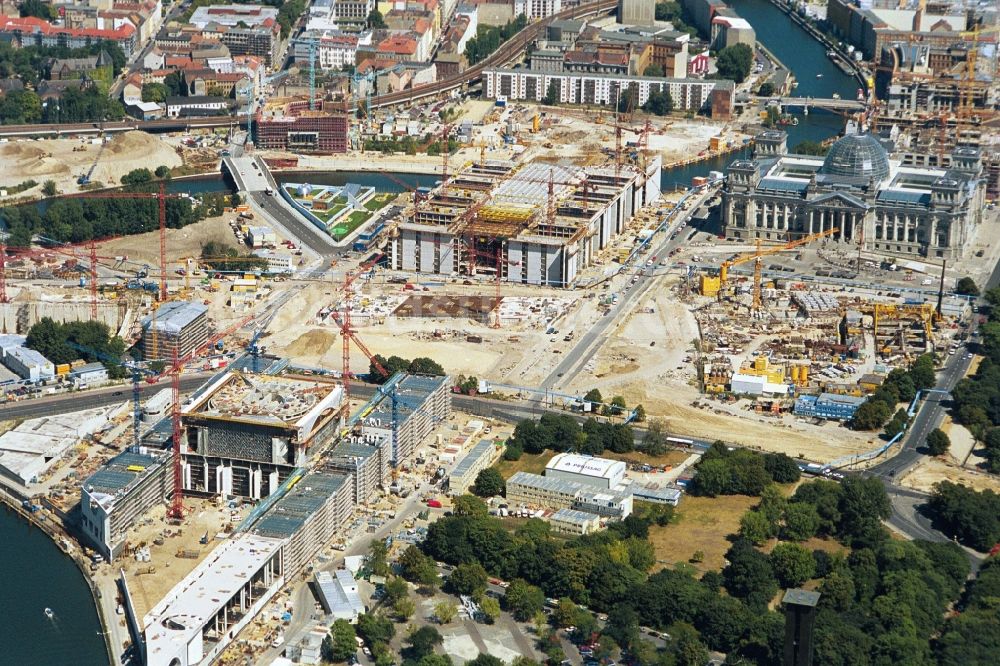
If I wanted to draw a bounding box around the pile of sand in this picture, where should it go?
[284,329,337,357]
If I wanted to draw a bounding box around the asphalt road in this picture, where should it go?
[0,374,213,421]
[542,187,716,390]
[247,192,342,259]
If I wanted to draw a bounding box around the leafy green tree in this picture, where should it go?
[434,601,456,624]
[121,168,153,186]
[926,428,950,456]
[552,597,577,628]
[739,510,773,546]
[472,467,505,497]
[367,8,387,28]
[956,276,980,296]
[763,452,802,483]
[393,596,415,621]
[643,63,665,77]
[925,481,1000,551]
[142,82,169,103]
[769,542,816,587]
[453,494,489,518]
[633,404,646,422]
[467,656,505,666]
[154,165,171,179]
[715,44,754,83]
[838,476,891,543]
[356,612,395,653]
[478,596,500,624]
[665,621,709,666]
[542,79,560,105]
[723,539,779,609]
[850,399,892,430]
[792,139,829,155]
[642,88,673,116]
[503,437,522,460]
[584,388,603,403]
[643,417,671,455]
[399,545,438,587]
[405,625,443,661]
[41,180,57,196]
[782,502,820,541]
[20,0,56,19]
[369,540,391,578]
[383,575,408,603]
[503,579,545,621]
[322,619,357,663]
[448,562,488,596]
[757,81,775,96]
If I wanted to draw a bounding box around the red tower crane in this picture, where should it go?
[336,253,387,402]
[163,311,256,520]
[65,182,182,303]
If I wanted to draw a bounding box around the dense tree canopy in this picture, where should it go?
[471,467,504,498]
[26,318,128,378]
[368,354,445,381]
[715,44,754,83]
[688,442,796,496]
[465,15,528,66]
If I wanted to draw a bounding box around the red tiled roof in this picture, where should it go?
[0,15,135,40]
[377,34,417,55]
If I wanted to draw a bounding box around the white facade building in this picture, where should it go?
[545,453,627,490]
[514,0,561,20]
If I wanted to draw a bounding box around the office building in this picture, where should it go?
[255,100,350,153]
[79,449,173,561]
[794,393,866,421]
[549,508,601,534]
[141,301,211,361]
[358,373,452,465]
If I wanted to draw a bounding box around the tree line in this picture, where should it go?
[503,412,636,461]
[688,441,801,497]
[416,473,976,665]
[849,354,936,432]
[950,287,1000,471]
[368,354,446,383]
[924,480,1000,551]
[25,318,129,378]
[465,14,528,66]
[0,192,199,247]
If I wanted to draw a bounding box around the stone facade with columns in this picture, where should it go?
[721,131,985,261]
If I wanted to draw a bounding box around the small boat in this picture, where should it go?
[832,93,841,100]
[44,608,54,619]
[816,73,824,78]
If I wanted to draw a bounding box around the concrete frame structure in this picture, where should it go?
[255,100,350,153]
[181,373,345,498]
[722,132,986,261]
[390,158,662,288]
[251,470,354,576]
[327,436,392,505]
[143,534,286,666]
[80,449,172,561]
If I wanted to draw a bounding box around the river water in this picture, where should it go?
[6,4,856,664]
[0,509,107,666]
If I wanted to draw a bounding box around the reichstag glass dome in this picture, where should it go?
[818,134,890,182]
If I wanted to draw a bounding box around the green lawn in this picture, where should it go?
[330,210,372,241]
[364,193,394,211]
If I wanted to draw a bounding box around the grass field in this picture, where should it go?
[647,494,759,575]
[495,451,555,480]
[603,449,690,468]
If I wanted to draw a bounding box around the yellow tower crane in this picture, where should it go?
[713,228,839,308]
[958,24,1000,117]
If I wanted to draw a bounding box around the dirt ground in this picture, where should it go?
[121,497,238,620]
[0,131,183,195]
[98,213,243,267]
[899,456,1000,494]
[647,494,758,574]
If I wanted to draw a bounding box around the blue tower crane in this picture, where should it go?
[66,342,154,449]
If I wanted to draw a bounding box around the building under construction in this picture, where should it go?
[358,372,451,467]
[141,301,211,361]
[254,99,350,152]
[79,449,173,561]
[180,372,345,498]
[390,157,663,287]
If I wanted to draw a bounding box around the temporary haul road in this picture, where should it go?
[0,0,618,139]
